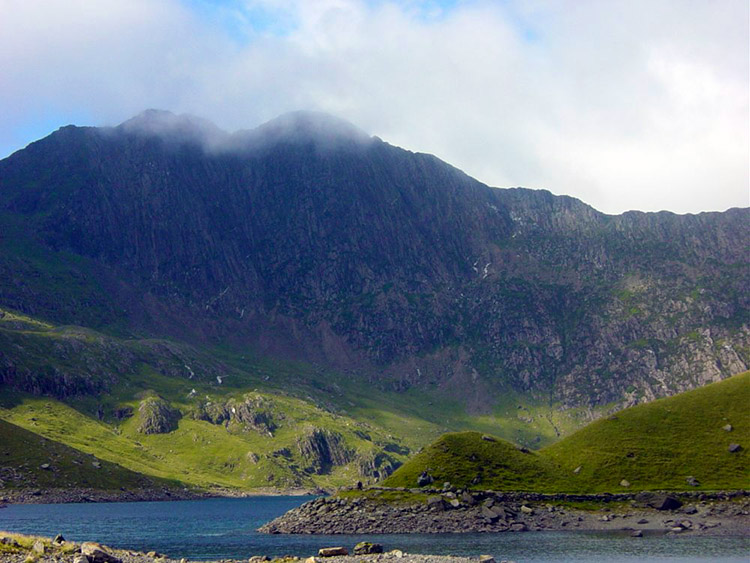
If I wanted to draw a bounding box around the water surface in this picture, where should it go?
[0,497,747,562]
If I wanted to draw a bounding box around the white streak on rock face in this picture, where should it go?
[482,263,491,279]
[184,364,195,379]
[216,376,223,385]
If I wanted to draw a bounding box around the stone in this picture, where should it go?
[686,476,700,487]
[520,505,534,514]
[73,557,88,563]
[682,505,698,515]
[304,558,319,563]
[317,547,348,557]
[728,443,742,453]
[249,557,270,563]
[635,492,682,511]
[631,530,643,537]
[417,471,434,487]
[481,506,500,522]
[573,466,582,474]
[53,534,66,545]
[637,518,649,524]
[427,495,446,511]
[40,463,51,470]
[449,499,461,508]
[620,479,631,488]
[81,542,122,563]
[442,481,452,490]
[723,424,733,432]
[388,550,404,558]
[481,435,496,442]
[509,522,528,532]
[32,540,45,554]
[353,542,383,555]
[479,556,496,563]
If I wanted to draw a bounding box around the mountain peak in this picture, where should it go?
[234,110,374,151]
[118,109,228,147]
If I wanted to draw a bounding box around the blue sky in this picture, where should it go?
[1,0,747,214]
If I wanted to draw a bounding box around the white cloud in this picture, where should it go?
[0,0,747,214]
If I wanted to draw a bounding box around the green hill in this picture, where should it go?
[0,419,177,491]
[382,372,749,493]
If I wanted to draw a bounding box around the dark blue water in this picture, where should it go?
[0,497,747,562]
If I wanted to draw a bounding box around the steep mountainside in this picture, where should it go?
[0,110,747,417]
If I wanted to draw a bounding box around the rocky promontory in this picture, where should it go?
[259,488,750,536]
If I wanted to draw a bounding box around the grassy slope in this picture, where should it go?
[0,305,590,492]
[543,369,749,492]
[0,419,178,491]
[383,372,749,492]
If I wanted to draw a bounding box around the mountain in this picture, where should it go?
[0,110,747,445]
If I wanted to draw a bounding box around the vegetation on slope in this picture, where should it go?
[0,419,177,491]
[382,372,749,493]
[0,305,594,493]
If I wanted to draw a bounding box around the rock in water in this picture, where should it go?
[354,542,383,555]
[318,547,348,557]
[81,542,123,563]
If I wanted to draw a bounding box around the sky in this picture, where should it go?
[1,0,748,215]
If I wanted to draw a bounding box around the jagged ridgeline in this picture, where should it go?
[383,372,749,492]
[0,110,748,492]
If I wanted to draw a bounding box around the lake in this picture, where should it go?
[0,497,747,562]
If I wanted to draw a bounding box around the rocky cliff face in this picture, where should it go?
[0,110,747,411]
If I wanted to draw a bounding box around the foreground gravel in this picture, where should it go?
[0,532,494,563]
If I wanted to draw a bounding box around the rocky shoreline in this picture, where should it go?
[0,486,326,506]
[0,532,486,563]
[259,488,750,537]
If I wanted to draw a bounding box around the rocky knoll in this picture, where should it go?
[0,110,747,412]
[259,489,750,536]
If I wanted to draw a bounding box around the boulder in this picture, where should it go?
[353,542,383,555]
[619,479,631,488]
[635,493,682,511]
[573,465,582,474]
[723,424,733,432]
[53,534,66,545]
[481,435,496,442]
[728,443,742,453]
[318,547,348,557]
[520,505,534,515]
[685,476,700,487]
[32,540,45,554]
[426,495,446,511]
[631,530,643,537]
[417,471,434,487]
[461,492,477,506]
[479,556,496,563]
[481,506,500,522]
[81,542,122,563]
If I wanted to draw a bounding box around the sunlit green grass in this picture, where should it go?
[383,372,749,493]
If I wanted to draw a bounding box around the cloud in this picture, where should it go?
[0,0,747,214]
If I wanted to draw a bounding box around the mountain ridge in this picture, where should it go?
[0,110,747,417]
